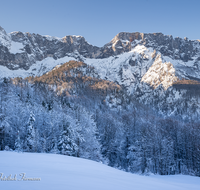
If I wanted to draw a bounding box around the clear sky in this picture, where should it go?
[0,0,199,47]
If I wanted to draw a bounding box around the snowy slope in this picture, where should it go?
[85,45,155,94]
[0,55,77,78]
[0,152,200,190]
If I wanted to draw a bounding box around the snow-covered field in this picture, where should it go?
[0,152,200,190]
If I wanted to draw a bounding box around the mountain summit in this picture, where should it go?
[0,26,200,71]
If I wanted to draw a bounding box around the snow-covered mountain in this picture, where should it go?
[1,26,200,116]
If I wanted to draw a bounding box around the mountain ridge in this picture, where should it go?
[1,26,200,117]
[1,26,200,71]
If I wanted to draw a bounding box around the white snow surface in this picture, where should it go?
[0,56,77,78]
[43,35,62,41]
[9,41,24,54]
[0,151,200,190]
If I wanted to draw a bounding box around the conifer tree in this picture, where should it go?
[15,130,22,152]
[58,122,77,156]
[24,112,36,152]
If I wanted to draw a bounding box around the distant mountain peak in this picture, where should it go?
[0,26,6,33]
[0,26,11,47]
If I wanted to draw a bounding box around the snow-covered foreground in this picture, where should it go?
[0,152,200,190]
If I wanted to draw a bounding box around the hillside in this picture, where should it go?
[1,151,200,190]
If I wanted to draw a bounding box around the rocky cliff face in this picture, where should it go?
[100,32,200,62]
[1,26,200,117]
[0,26,100,70]
[1,26,200,71]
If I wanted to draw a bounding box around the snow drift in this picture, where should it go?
[0,152,200,190]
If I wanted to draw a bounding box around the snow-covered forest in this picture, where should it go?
[0,61,200,176]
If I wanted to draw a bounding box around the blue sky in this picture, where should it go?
[0,0,199,47]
